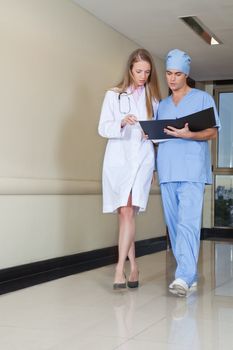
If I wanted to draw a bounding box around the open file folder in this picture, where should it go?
[139,107,216,140]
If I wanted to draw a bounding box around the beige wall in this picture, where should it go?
[0,0,167,269]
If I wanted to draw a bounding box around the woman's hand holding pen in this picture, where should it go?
[121,114,137,127]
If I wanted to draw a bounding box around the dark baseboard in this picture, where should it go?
[0,236,167,295]
[201,227,233,240]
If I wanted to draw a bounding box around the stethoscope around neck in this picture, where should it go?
[118,92,131,114]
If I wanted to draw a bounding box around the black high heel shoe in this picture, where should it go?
[113,273,127,290]
[127,280,139,288]
[127,272,139,288]
[113,281,127,290]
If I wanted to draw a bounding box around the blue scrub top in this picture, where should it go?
[156,88,221,185]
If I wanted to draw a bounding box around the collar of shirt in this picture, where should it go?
[129,85,144,103]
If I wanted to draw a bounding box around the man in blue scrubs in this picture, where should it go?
[157,49,221,297]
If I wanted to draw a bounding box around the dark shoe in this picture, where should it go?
[127,280,139,288]
[113,282,127,290]
[127,270,139,288]
[113,272,127,290]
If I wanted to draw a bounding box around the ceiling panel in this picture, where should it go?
[73,0,233,81]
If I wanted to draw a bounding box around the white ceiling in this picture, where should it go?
[73,0,233,82]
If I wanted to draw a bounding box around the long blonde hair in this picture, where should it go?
[115,49,161,119]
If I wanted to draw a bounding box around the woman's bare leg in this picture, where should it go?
[114,195,137,283]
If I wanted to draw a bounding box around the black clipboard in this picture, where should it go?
[139,107,216,140]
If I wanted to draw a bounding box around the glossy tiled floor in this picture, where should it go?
[1,240,233,350]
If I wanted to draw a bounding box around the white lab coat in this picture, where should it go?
[98,88,158,213]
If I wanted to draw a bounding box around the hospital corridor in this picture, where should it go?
[0,0,233,349]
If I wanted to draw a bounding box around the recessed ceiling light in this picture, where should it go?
[180,16,222,46]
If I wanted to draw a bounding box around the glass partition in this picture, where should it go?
[214,175,233,227]
[213,86,233,228]
[217,92,233,168]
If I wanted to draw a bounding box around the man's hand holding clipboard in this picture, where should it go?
[139,107,217,142]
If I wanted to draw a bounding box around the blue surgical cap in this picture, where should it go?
[166,49,191,75]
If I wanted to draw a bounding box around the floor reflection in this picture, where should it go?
[214,241,233,297]
[0,240,233,350]
[168,295,200,349]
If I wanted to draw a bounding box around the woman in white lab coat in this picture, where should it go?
[98,49,161,289]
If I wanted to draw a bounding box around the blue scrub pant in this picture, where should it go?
[160,182,205,286]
